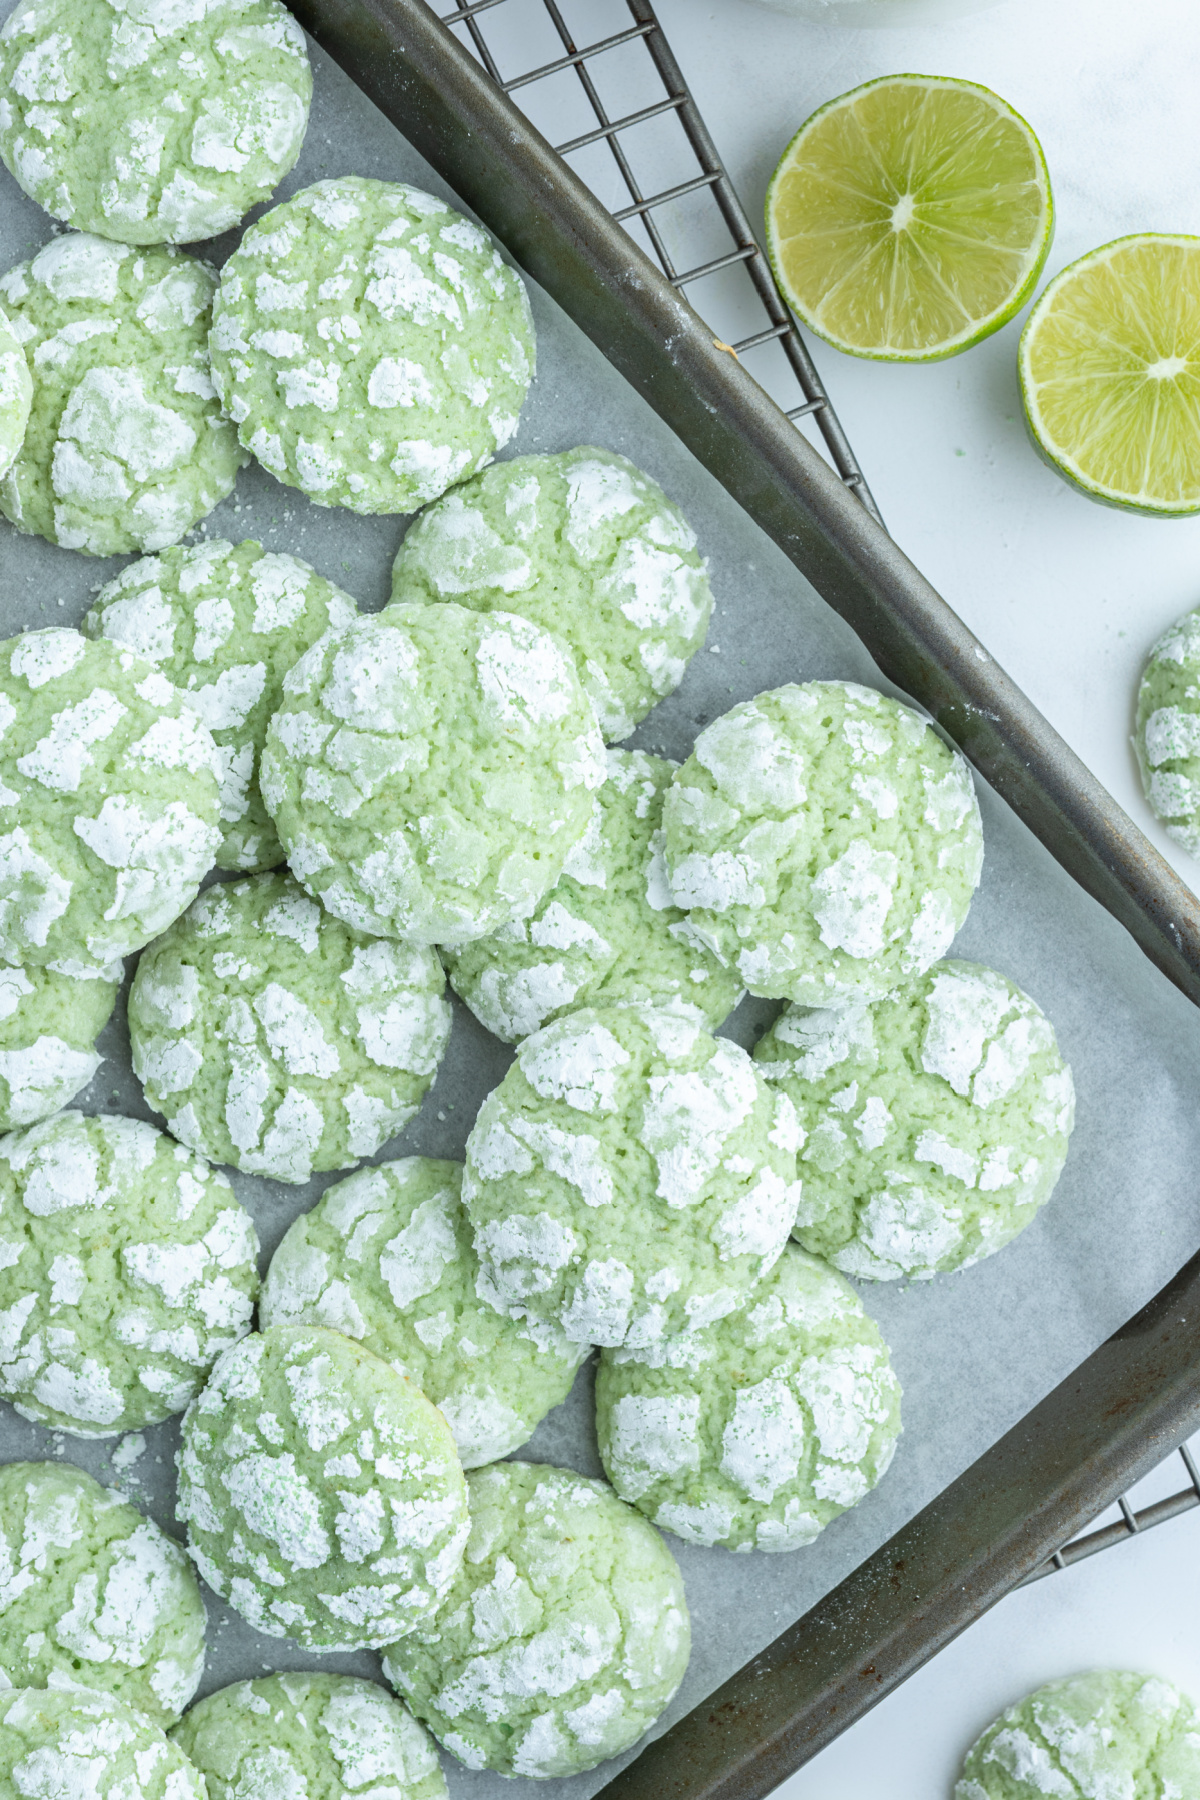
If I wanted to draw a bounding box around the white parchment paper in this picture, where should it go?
[1,30,1199,1798]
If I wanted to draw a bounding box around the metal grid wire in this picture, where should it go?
[430,0,1200,1587]
[435,0,884,525]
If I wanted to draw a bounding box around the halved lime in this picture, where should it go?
[765,73,1053,362]
[1019,234,1200,516]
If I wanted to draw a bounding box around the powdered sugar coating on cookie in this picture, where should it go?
[463,1003,802,1349]
[177,1324,469,1651]
[0,304,31,478]
[0,235,245,554]
[444,750,743,1042]
[260,602,605,945]
[955,1669,1200,1799]
[596,1244,900,1552]
[0,629,222,970]
[0,958,119,1130]
[0,1460,206,1725]
[209,177,535,514]
[86,538,359,872]
[663,681,984,1004]
[754,959,1075,1281]
[173,1672,447,1800]
[0,1684,206,1800]
[1135,603,1200,858]
[261,1156,586,1468]
[0,0,311,245]
[382,1461,690,1779]
[130,872,452,1185]
[391,447,712,741]
[0,1109,259,1436]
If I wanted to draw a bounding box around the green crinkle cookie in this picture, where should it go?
[0,958,119,1130]
[0,305,31,479]
[260,602,606,945]
[0,628,222,970]
[0,1460,206,1726]
[0,234,246,555]
[382,1461,690,1779]
[955,1670,1200,1799]
[663,681,985,1004]
[0,0,311,247]
[172,1673,447,1800]
[86,538,360,873]
[443,749,744,1043]
[177,1324,470,1651]
[391,448,712,741]
[0,1685,206,1800]
[754,959,1075,1281]
[594,1244,900,1552]
[129,872,452,1186]
[261,1156,586,1469]
[1135,604,1200,858]
[0,1108,260,1437]
[463,1003,802,1349]
[209,177,536,515]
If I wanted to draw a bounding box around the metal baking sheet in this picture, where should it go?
[2,22,1200,1800]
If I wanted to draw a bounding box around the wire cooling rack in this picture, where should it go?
[430,0,1197,1588]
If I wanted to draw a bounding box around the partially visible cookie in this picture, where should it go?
[0,304,31,477]
[0,0,311,244]
[173,1673,446,1800]
[1135,603,1200,857]
[86,539,359,873]
[0,1109,259,1436]
[0,958,119,1130]
[261,1156,586,1468]
[956,1670,1200,1799]
[130,873,452,1185]
[0,1687,205,1800]
[0,235,246,555]
[209,177,535,514]
[443,750,743,1042]
[392,448,712,740]
[0,1461,206,1726]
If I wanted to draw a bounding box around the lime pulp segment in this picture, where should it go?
[765,74,1053,361]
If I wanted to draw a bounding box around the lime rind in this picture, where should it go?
[1019,232,1200,517]
[765,73,1054,363]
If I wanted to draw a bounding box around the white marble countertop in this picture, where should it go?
[632,0,1200,1788]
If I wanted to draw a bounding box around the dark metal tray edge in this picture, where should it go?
[283,0,1200,1786]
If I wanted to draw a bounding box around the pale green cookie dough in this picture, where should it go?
[0,629,222,970]
[130,873,452,1185]
[1135,604,1200,857]
[0,958,119,1130]
[0,1685,206,1800]
[754,959,1075,1281]
[0,1461,206,1726]
[955,1670,1200,1799]
[463,1003,802,1348]
[177,1324,470,1651]
[0,1108,259,1436]
[209,177,535,514]
[663,681,984,1004]
[86,538,360,873]
[383,1461,690,1779]
[595,1244,900,1553]
[0,305,31,478]
[0,0,311,246]
[261,1157,586,1469]
[391,448,712,741]
[443,750,744,1043]
[173,1673,447,1800]
[0,234,246,554]
[260,602,605,945]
